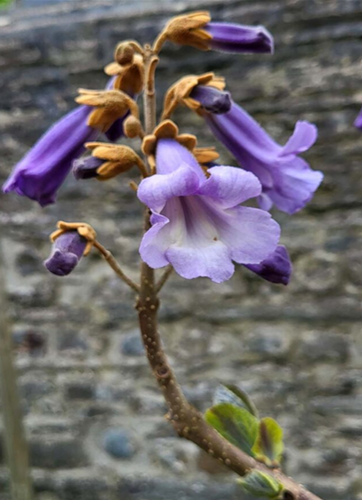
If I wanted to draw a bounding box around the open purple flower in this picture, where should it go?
[44,231,87,276]
[205,23,274,54]
[354,108,362,130]
[203,99,323,214]
[244,245,291,285]
[137,139,280,283]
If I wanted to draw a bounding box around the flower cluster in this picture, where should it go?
[3,11,327,285]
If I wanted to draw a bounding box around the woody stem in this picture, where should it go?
[136,43,323,500]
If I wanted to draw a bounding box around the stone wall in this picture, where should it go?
[0,0,361,499]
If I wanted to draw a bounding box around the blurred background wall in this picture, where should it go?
[0,0,361,499]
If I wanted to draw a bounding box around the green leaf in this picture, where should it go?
[252,417,284,466]
[0,0,14,9]
[213,384,259,417]
[205,403,259,456]
[237,470,283,499]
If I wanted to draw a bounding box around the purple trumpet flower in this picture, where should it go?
[137,139,280,283]
[202,98,323,214]
[354,108,362,129]
[205,22,274,54]
[3,106,99,206]
[245,245,291,285]
[3,78,127,206]
[44,231,87,276]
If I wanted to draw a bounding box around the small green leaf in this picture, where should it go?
[213,384,259,417]
[0,0,14,9]
[237,470,283,499]
[252,417,284,466]
[205,403,259,456]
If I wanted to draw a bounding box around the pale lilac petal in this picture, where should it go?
[137,163,201,212]
[354,108,362,129]
[258,192,273,211]
[206,23,274,54]
[197,166,261,208]
[215,206,280,264]
[244,245,292,284]
[139,213,170,268]
[156,139,206,181]
[280,121,318,156]
[166,243,234,283]
[269,157,324,214]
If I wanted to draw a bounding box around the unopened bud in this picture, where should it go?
[124,115,143,138]
[163,11,211,50]
[115,42,135,66]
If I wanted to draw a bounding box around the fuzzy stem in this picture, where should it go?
[93,241,139,292]
[137,42,323,500]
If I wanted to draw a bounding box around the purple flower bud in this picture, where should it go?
[244,245,292,285]
[190,85,231,114]
[73,156,104,180]
[205,22,274,54]
[354,108,362,130]
[44,231,87,276]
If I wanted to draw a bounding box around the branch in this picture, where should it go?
[93,241,140,292]
[155,265,173,292]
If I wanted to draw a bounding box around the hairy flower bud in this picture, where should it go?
[79,142,146,181]
[163,11,212,51]
[162,73,226,119]
[124,115,143,138]
[75,89,138,133]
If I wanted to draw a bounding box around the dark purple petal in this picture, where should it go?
[354,108,362,130]
[244,245,292,285]
[205,102,322,214]
[105,115,127,141]
[44,231,87,276]
[2,106,98,206]
[73,156,104,180]
[190,85,231,114]
[205,22,274,54]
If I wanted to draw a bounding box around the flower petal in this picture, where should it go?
[244,245,292,284]
[139,212,170,268]
[215,206,280,264]
[280,121,318,157]
[206,23,274,54]
[269,157,323,214]
[197,166,261,208]
[354,108,362,129]
[166,242,234,283]
[137,163,201,212]
[156,139,206,181]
